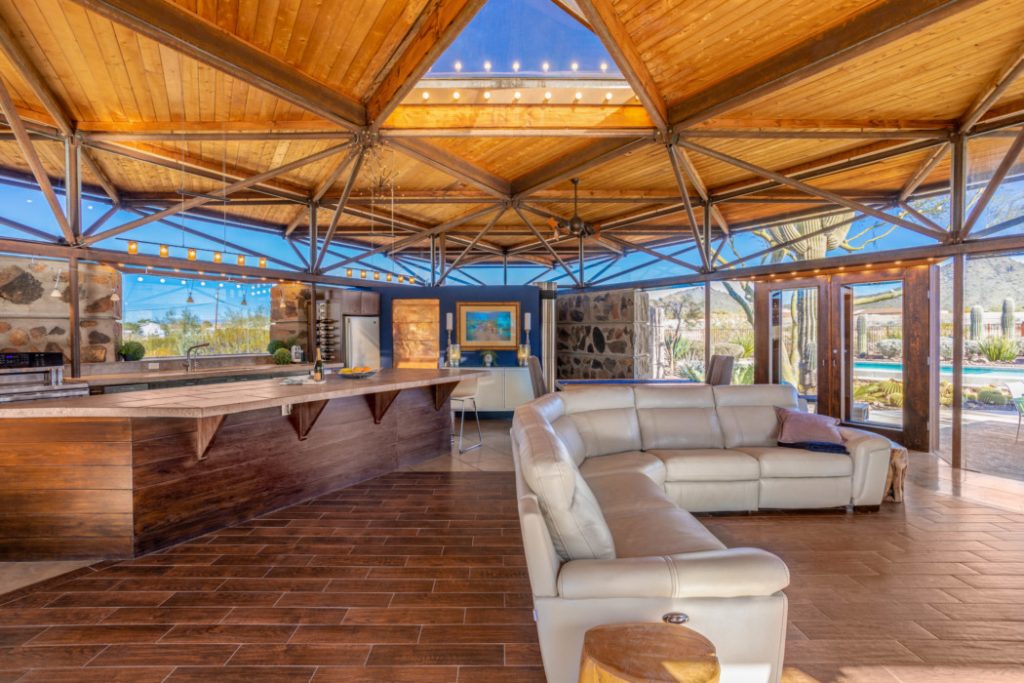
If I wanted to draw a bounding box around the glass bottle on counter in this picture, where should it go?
[312,347,324,382]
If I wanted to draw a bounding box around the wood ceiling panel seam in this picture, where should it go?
[324,1,382,94]
[348,0,421,96]
[69,3,139,122]
[284,0,328,69]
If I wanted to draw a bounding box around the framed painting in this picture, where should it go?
[457,301,520,350]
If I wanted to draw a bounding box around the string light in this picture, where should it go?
[346,268,353,277]
[259,257,267,268]
[127,241,138,255]
[408,276,415,284]
[604,92,613,102]
[570,61,579,72]
[452,91,460,100]
[360,270,367,279]
[513,91,522,102]
[484,60,492,72]
[386,273,393,282]
[543,91,552,102]
[454,60,462,72]
[421,91,430,101]
[159,277,166,284]
[541,61,549,72]
[398,275,405,283]
[574,91,583,102]
[159,244,169,257]
[483,91,491,100]
[237,255,246,266]
[137,276,144,282]
[373,271,380,280]
[600,62,608,72]
[187,247,197,261]
[213,252,222,264]
[511,60,519,72]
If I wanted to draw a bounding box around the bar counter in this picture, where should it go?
[0,369,479,560]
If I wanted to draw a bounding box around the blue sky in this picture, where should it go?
[428,0,619,77]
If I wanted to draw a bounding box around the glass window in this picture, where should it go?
[122,276,272,357]
[649,286,705,380]
[710,281,755,385]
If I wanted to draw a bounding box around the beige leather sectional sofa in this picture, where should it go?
[510,383,893,683]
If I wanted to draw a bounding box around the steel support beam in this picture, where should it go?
[439,208,505,284]
[667,144,710,270]
[960,127,1024,238]
[314,148,365,272]
[960,42,1024,133]
[513,206,580,286]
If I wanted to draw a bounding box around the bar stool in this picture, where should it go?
[451,375,485,453]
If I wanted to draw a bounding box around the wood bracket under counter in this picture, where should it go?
[194,415,225,460]
[287,399,329,440]
[432,381,460,410]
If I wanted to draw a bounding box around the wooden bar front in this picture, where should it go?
[0,384,455,560]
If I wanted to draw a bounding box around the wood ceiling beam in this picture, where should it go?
[314,149,366,272]
[0,20,120,206]
[389,137,511,198]
[676,138,947,240]
[667,144,709,270]
[85,143,349,245]
[960,41,1024,133]
[898,143,949,201]
[82,139,309,203]
[690,117,952,132]
[85,130,351,142]
[513,206,580,285]
[669,0,985,128]
[367,0,487,126]
[69,0,366,129]
[511,137,652,197]
[671,145,730,236]
[381,105,655,133]
[574,0,667,131]
[0,78,74,243]
[321,204,502,271]
[960,127,1024,238]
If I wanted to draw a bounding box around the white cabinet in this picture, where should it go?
[454,367,534,412]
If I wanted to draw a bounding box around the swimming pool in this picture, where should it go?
[855,361,1024,379]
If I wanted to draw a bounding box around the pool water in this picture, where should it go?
[855,361,1024,376]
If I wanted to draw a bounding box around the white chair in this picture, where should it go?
[451,375,488,453]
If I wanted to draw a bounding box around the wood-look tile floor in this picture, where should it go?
[4,421,1024,682]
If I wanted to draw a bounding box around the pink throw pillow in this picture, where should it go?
[775,407,843,445]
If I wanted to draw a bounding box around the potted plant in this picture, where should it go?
[272,348,293,365]
[479,349,498,367]
[118,340,146,361]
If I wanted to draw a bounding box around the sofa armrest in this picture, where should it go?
[557,547,789,600]
[840,426,893,506]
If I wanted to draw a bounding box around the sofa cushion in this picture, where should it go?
[587,473,724,557]
[776,406,843,445]
[739,446,854,478]
[579,451,667,486]
[560,386,642,457]
[634,385,724,450]
[651,448,760,482]
[514,421,615,561]
[551,416,586,466]
[713,384,800,448]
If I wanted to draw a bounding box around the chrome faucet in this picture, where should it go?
[184,343,210,372]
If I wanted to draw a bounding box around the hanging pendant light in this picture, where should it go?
[50,272,62,299]
[258,256,267,268]
[237,254,246,267]
[213,252,222,264]
[386,273,393,282]
[240,293,248,306]
[187,248,197,261]
[127,241,139,255]
[159,244,169,258]
[346,268,353,278]
[373,271,380,281]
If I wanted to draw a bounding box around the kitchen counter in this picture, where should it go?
[0,368,479,418]
[0,368,479,562]
[66,362,330,388]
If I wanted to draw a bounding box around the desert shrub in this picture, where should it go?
[976,336,1018,362]
[875,339,902,359]
[712,342,744,358]
[964,339,982,356]
[939,381,954,407]
[272,348,293,365]
[118,340,146,361]
[728,331,755,358]
[977,387,1009,405]
[732,362,754,385]
[939,337,954,360]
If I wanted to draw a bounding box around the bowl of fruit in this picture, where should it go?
[338,366,377,379]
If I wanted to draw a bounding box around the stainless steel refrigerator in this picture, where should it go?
[343,315,381,368]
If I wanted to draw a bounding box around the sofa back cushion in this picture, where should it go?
[513,419,616,561]
[634,384,723,450]
[560,386,642,457]
[713,384,800,448]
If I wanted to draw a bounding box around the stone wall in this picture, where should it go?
[0,255,121,363]
[556,288,652,379]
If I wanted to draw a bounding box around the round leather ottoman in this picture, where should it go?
[579,622,720,683]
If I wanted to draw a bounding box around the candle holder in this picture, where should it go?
[448,343,461,367]
[517,343,530,367]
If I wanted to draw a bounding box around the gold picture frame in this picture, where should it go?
[456,301,520,350]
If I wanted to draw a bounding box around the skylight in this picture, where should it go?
[426,0,621,78]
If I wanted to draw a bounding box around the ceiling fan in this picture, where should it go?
[548,177,597,238]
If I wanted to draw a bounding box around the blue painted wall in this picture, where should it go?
[372,285,541,368]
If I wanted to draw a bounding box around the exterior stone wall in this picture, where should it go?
[556,288,652,379]
[0,255,121,363]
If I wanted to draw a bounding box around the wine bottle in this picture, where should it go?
[313,347,324,382]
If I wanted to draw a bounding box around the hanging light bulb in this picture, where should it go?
[159,244,169,258]
[110,291,120,303]
[483,91,491,101]
[513,91,522,102]
[604,92,614,102]
[541,61,549,72]
[237,255,245,267]
[600,62,608,72]
[484,60,492,72]
[574,92,583,102]
[543,91,552,102]
[258,256,267,268]
[421,91,430,101]
[386,273,393,282]
[159,278,166,284]
[452,91,460,100]
[346,268,353,278]
[570,61,579,72]
[50,272,62,299]
[373,271,380,281]
[511,60,519,72]
[398,275,405,283]
[187,247,197,261]
[408,276,415,285]
[137,276,144,282]
[127,241,138,255]
[213,252,222,264]
[360,270,367,279]
[454,60,462,72]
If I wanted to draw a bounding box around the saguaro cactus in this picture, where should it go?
[970,305,984,340]
[1002,298,1015,338]
[856,314,867,357]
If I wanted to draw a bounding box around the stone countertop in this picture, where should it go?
[0,368,481,419]
[67,363,339,388]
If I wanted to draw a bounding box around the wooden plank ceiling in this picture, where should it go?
[0,0,1021,268]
